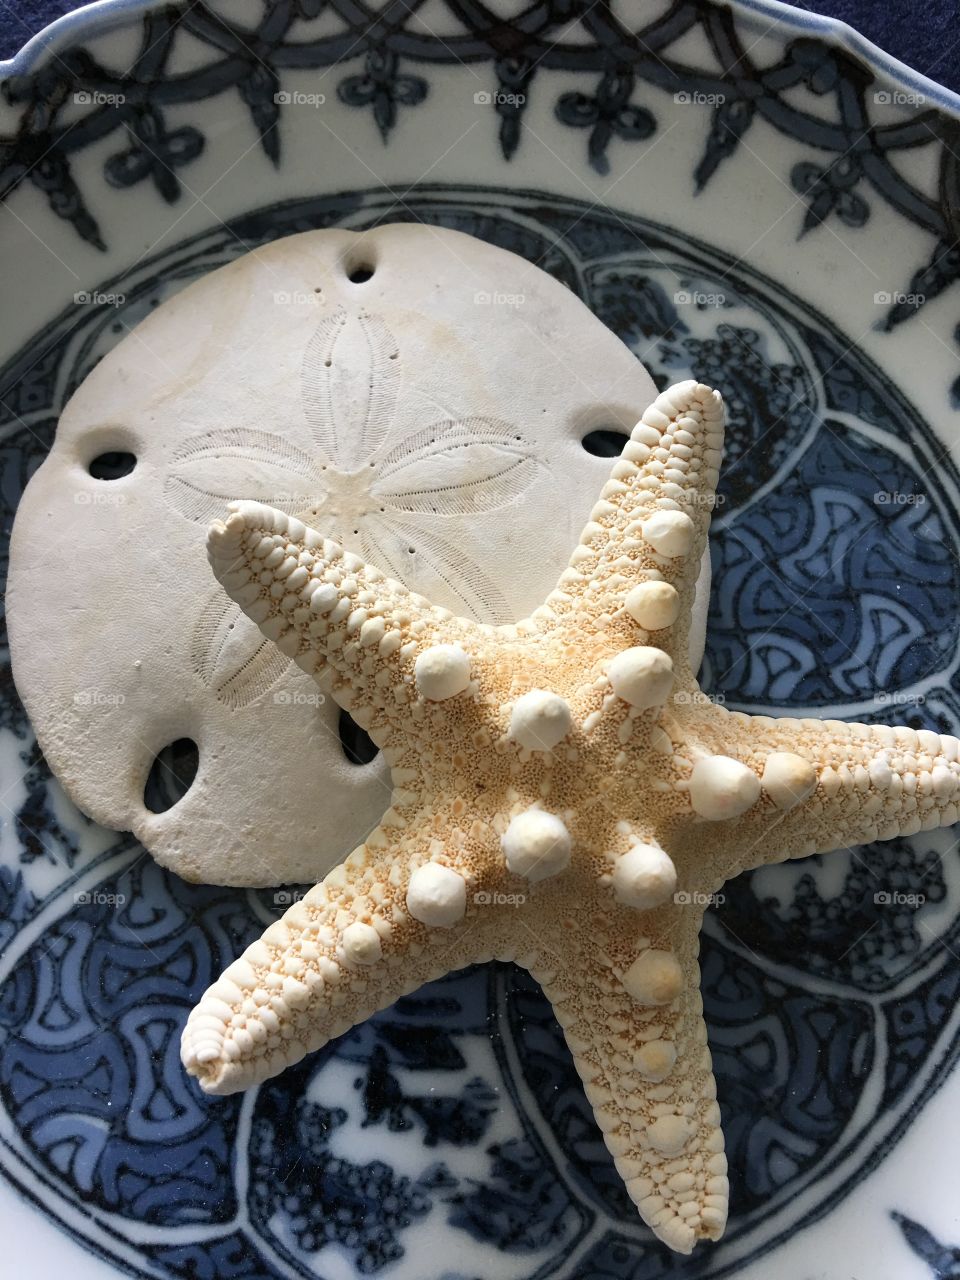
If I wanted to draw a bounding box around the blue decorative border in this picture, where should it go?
[3,0,960,117]
[2,0,960,400]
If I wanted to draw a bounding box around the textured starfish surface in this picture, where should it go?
[182,381,960,1254]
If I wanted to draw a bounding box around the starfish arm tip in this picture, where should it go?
[722,717,960,872]
[539,914,728,1256]
[181,842,490,1096]
[549,381,725,669]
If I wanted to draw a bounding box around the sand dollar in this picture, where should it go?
[8,223,691,885]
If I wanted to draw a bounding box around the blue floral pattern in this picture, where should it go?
[1,187,959,1278]
[1,1,959,396]
[893,1212,960,1277]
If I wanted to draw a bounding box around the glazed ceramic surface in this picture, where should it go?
[1,2,959,1278]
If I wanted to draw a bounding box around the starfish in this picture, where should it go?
[182,380,960,1254]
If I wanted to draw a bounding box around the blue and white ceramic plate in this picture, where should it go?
[2,2,960,1277]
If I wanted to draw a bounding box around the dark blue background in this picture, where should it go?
[1,0,958,95]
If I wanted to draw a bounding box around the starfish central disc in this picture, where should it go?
[501,808,572,881]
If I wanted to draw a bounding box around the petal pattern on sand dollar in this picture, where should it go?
[164,427,321,525]
[300,307,400,468]
[373,418,539,515]
[354,513,512,622]
[191,587,290,709]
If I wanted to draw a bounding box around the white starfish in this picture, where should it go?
[182,380,959,1253]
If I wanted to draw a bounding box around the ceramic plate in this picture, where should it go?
[2,2,959,1277]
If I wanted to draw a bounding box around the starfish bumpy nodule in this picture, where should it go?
[183,381,960,1253]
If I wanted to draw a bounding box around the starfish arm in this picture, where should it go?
[207,501,479,744]
[684,708,960,877]
[544,381,723,682]
[536,908,726,1254]
[181,828,492,1095]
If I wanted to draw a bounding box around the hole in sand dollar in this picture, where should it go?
[581,427,630,457]
[346,261,375,284]
[345,258,376,284]
[88,450,137,480]
[338,708,379,766]
[143,738,200,813]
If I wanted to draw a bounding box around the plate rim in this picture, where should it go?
[1,0,959,123]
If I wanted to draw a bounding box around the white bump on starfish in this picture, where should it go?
[641,509,695,558]
[340,920,382,965]
[502,808,571,881]
[868,756,892,789]
[188,381,960,1257]
[648,1113,697,1155]
[625,580,681,630]
[509,689,573,750]
[621,948,684,1004]
[612,840,677,909]
[310,581,339,614]
[635,1038,678,1081]
[414,644,471,700]
[406,862,467,928]
[689,755,762,819]
[607,646,674,709]
[932,764,957,798]
[762,751,817,809]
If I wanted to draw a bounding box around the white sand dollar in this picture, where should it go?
[502,809,571,881]
[509,689,573,750]
[7,223,661,886]
[690,549,711,676]
[406,863,467,928]
[690,756,761,820]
